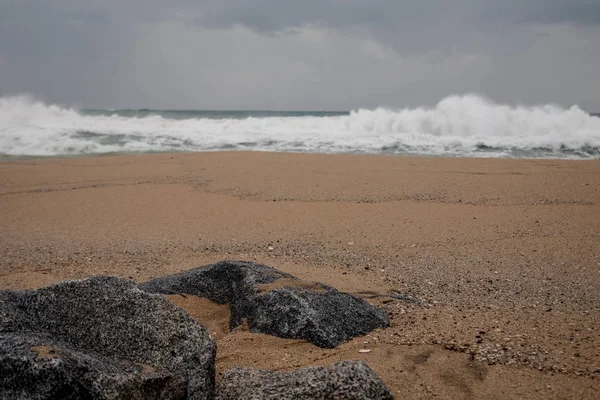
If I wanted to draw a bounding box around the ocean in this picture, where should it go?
[1,94,599,160]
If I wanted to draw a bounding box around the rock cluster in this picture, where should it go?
[1,262,393,399]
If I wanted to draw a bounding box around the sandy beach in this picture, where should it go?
[1,151,599,399]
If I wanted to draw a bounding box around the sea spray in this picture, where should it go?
[1,94,599,159]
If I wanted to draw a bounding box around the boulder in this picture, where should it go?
[0,332,186,399]
[215,360,394,400]
[139,261,389,348]
[0,277,216,400]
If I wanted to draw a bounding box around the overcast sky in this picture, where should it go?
[0,1,599,111]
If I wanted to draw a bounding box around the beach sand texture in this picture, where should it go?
[1,151,599,399]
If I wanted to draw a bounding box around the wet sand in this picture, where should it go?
[1,151,599,399]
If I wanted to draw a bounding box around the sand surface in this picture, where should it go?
[1,151,599,399]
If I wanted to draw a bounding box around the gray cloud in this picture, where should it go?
[533,3,600,25]
[0,1,599,110]
[481,1,600,26]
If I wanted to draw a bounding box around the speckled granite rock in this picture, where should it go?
[0,277,216,400]
[215,360,394,400]
[139,261,389,348]
[0,332,186,400]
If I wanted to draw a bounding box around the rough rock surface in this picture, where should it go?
[0,277,216,400]
[139,261,389,348]
[215,360,394,400]
[0,332,186,400]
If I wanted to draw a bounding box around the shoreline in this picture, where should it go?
[2,149,600,163]
[1,151,599,398]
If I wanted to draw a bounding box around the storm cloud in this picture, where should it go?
[0,1,598,110]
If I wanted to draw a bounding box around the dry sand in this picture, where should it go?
[1,151,599,399]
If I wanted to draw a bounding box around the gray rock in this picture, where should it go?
[0,332,186,400]
[215,360,394,400]
[0,277,216,400]
[139,261,389,348]
[138,261,293,304]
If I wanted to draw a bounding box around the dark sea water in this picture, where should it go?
[1,95,599,160]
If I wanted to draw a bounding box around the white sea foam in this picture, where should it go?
[1,94,599,158]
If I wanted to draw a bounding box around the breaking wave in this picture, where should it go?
[1,94,599,159]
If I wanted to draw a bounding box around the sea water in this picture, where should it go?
[1,94,599,159]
